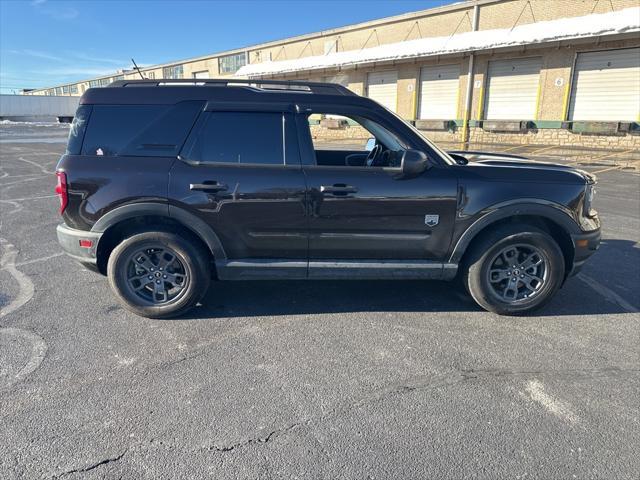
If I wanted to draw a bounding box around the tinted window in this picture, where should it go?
[81,101,203,157]
[184,112,284,165]
[66,105,92,155]
[120,101,203,156]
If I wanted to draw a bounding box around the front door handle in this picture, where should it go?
[320,184,358,195]
[190,181,228,192]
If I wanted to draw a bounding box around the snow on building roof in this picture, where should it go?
[237,7,640,77]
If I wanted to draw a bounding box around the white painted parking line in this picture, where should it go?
[523,379,578,424]
[15,252,64,267]
[0,238,35,318]
[578,273,637,313]
[16,156,56,175]
[530,145,558,155]
[0,328,48,392]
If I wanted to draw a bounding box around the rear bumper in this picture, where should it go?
[56,223,102,271]
[568,228,601,277]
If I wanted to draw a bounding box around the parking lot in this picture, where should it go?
[1,124,639,479]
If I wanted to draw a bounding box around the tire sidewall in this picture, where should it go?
[466,229,565,315]
[107,231,210,318]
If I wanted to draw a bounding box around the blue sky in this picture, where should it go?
[0,0,456,94]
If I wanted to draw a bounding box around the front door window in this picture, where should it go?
[306,113,407,168]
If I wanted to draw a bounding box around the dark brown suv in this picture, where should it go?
[55,79,600,318]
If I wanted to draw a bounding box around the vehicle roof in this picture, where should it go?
[80,79,376,109]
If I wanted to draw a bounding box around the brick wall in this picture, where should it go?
[309,124,370,140]
[420,127,640,150]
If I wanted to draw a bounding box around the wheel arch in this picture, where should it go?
[451,203,579,278]
[92,203,226,275]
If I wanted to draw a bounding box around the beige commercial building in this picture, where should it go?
[24,0,640,149]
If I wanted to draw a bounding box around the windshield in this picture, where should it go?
[385,107,457,165]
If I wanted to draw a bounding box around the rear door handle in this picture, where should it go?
[190,181,228,192]
[320,184,358,195]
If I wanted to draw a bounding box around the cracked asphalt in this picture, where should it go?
[1,123,639,479]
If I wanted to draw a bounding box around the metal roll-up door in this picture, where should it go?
[569,48,640,122]
[367,71,398,112]
[418,64,460,120]
[484,58,542,120]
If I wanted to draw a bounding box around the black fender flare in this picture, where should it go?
[91,202,227,260]
[449,200,581,264]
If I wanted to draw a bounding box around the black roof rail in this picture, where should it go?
[108,78,356,96]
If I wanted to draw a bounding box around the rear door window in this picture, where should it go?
[81,101,203,157]
[181,112,285,165]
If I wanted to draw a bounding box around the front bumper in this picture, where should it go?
[56,223,102,270]
[568,228,601,277]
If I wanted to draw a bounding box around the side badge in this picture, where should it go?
[425,214,439,227]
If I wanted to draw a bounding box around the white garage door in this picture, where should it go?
[418,64,460,120]
[367,71,397,112]
[569,48,640,122]
[484,58,542,120]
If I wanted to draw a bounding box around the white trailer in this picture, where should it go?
[0,94,79,122]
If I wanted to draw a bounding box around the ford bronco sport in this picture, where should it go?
[55,79,600,318]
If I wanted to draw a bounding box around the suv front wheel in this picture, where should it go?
[463,224,565,315]
[107,231,211,318]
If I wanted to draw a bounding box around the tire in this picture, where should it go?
[462,223,565,315]
[107,231,211,319]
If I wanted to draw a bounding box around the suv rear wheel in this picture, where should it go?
[463,224,565,315]
[107,231,210,318]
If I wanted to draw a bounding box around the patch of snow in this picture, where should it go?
[238,7,640,77]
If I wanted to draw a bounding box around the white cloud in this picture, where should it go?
[70,52,128,65]
[31,0,79,21]
[7,49,130,73]
[9,49,65,62]
[49,7,79,20]
[39,67,116,76]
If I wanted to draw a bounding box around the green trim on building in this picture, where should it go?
[531,121,564,129]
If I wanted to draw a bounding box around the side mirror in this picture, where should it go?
[365,137,376,152]
[400,149,429,176]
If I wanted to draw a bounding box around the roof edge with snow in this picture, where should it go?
[237,7,640,77]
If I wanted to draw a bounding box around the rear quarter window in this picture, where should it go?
[81,101,204,157]
[66,105,92,155]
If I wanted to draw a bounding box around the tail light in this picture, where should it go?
[55,171,68,214]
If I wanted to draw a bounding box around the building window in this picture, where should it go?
[147,71,155,79]
[89,78,111,88]
[62,85,70,94]
[112,75,124,82]
[70,84,78,94]
[163,65,184,79]
[218,52,246,74]
[55,87,63,95]
[48,89,55,96]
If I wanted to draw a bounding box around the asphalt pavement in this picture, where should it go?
[1,124,639,479]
